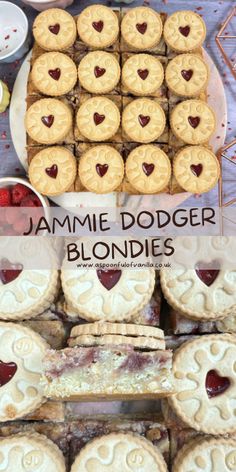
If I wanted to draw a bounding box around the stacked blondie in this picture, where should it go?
[26,6,220,197]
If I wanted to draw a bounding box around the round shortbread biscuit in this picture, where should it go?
[169,334,236,434]
[77,5,119,49]
[71,433,168,472]
[164,10,206,53]
[0,433,66,472]
[121,7,163,51]
[25,98,72,145]
[33,9,76,51]
[71,322,164,339]
[173,437,236,472]
[0,323,48,421]
[61,265,155,322]
[0,239,59,321]
[68,334,165,350]
[165,54,209,97]
[170,100,216,145]
[31,52,77,97]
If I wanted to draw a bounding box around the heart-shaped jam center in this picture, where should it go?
[0,258,23,285]
[94,112,105,126]
[205,370,230,398]
[188,116,200,128]
[179,25,190,37]
[190,163,203,177]
[96,163,108,177]
[137,69,149,80]
[45,164,58,179]
[41,115,54,128]
[181,69,193,81]
[94,66,106,78]
[48,23,60,35]
[138,114,150,127]
[136,22,147,34]
[0,360,17,387]
[142,162,154,176]
[195,261,219,286]
[97,269,122,290]
[92,21,104,32]
[48,68,61,81]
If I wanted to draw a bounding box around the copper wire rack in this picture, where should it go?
[215,6,236,80]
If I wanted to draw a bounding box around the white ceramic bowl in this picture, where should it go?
[21,0,74,11]
[0,2,30,63]
[0,176,49,208]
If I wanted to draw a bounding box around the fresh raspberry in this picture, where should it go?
[20,194,42,207]
[0,188,11,207]
[13,215,29,234]
[12,183,32,205]
[5,207,20,225]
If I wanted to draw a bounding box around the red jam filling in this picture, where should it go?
[195,262,219,286]
[0,258,23,285]
[41,115,54,128]
[48,68,61,81]
[97,269,122,290]
[142,162,154,176]
[205,370,230,398]
[45,164,58,179]
[190,164,203,177]
[93,112,105,126]
[138,114,150,127]
[92,21,104,32]
[179,25,190,37]
[188,116,200,128]
[94,66,106,78]
[0,360,17,387]
[137,69,149,80]
[119,353,152,372]
[181,69,193,81]
[136,22,147,34]
[48,23,60,35]
[96,163,108,177]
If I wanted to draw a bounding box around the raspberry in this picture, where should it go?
[0,188,11,207]
[20,194,42,208]
[5,207,20,225]
[12,183,32,205]
[13,215,29,234]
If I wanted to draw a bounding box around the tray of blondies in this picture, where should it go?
[9,5,227,208]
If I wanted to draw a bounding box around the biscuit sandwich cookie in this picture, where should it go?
[173,437,236,472]
[160,254,236,322]
[125,145,171,194]
[122,54,164,96]
[29,146,77,197]
[0,323,48,421]
[77,5,119,49]
[31,52,77,97]
[76,97,120,142]
[166,54,209,97]
[71,433,168,472]
[121,7,163,51]
[170,100,216,145]
[33,9,76,51]
[78,51,120,94]
[42,323,173,400]
[0,433,66,471]
[78,145,124,194]
[61,263,155,322]
[0,240,58,320]
[173,145,220,194]
[164,11,206,53]
[169,334,236,434]
[25,98,73,145]
[122,98,166,143]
